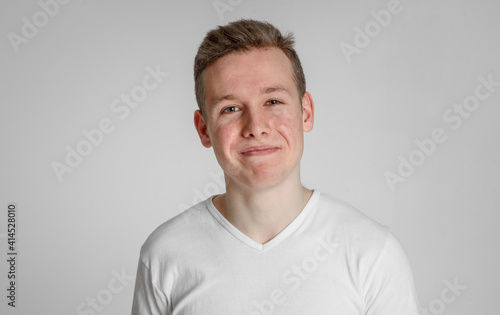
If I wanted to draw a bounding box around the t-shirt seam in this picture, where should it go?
[362,226,392,314]
[140,256,169,306]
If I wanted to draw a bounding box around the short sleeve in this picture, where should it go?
[363,231,421,315]
[131,258,169,315]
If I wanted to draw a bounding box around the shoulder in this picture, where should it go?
[138,199,210,265]
[313,192,413,280]
[313,191,393,255]
[315,191,389,235]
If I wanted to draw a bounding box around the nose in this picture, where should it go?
[241,108,269,138]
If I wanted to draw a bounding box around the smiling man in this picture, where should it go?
[132,19,421,315]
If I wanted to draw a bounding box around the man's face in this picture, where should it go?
[194,47,314,190]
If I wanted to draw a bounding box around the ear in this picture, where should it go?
[194,110,212,148]
[301,92,314,132]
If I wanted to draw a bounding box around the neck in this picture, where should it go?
[213,168,313,244]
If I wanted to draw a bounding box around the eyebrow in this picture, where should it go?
[261,86,292,97]
[211,86,292,108]
[211,94,237,108]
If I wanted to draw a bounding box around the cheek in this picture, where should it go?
[213,124,238,152]
[274,113,303,143]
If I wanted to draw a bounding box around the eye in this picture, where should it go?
[222,106,240,114]
[266,99,282,105]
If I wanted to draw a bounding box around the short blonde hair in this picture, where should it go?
[194,19,306,116]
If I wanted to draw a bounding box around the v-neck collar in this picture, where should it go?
[206,190,320,251]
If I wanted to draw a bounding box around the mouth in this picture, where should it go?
[240,145,280,156]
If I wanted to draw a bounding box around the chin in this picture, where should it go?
[221,159,295,189]
[241,170,290,190]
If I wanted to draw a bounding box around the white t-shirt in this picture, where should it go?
[131,190,421,315]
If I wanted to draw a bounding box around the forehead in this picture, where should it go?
[202,47,297,107]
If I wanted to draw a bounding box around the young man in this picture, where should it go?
[132,19,421,314]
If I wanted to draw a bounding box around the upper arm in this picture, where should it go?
[363,231,421,315]
[131,258,169,315]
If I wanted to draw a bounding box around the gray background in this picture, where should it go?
[1,0,499,314]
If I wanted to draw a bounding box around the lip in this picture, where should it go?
[240,145,280,156]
